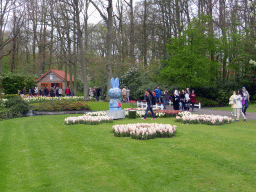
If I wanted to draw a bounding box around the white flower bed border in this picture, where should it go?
[113,123,177,140]
[176,114,233,125]
[65,115,113,125]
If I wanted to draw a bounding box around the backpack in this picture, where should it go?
[152,96,156,105]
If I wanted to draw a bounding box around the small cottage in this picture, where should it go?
[36,69,74,89]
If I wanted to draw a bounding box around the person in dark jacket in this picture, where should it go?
[142,89,156,120]
[96,87,101,101]
[172,90,180,110]
[50,87,55,97]
[163,89,169,109]
[44,87,49,96]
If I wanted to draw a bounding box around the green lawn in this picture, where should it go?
[0,116,256,191]
[208,103,256,113]
[29,101,131,111]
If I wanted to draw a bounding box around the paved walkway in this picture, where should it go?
[166,105,256,120]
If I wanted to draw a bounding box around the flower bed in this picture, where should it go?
[84,111,107,116]
[125,109,182,118]
[23,96,84,103]
[124,108,158,111]
[175,114,233,125]
[177,111,192,117]
[34,100,90,111]
[113,123,177,140]
[65,115,113,125]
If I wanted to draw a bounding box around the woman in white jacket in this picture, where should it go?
[235,89,246,122]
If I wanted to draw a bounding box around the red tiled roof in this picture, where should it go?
[36,69,74,82]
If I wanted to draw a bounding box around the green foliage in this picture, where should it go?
[160,16,219,88]
[34,100,91,112]
[0,94,19,99]
[0,96,29,119]
[128,110,136,119]
[120,68,165,100]
[1,74,36,94]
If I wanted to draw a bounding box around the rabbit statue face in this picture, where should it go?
[109,78,122,111]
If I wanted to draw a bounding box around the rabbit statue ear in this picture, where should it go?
[115,78,119,88]
[110,78,115,88]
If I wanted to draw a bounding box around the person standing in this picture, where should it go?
[229,91,237,116]
[142,89,156,120]
[242,87,249,115]
[189,90,196,111]
[173,90,180,110]
[23,87,26,96]
[155,87,162,103]
[186,88,190,95]
[126,88,130,102]
[235,89,246,121]
[163,89,169,109]
[122,87,127,102]
[28,88,32,96]
[65,87,70,96]
[184,91,190,111]
[50,87,55,97]
[179,90,185,111]
[58,87,63,97]
[96,87,101,101]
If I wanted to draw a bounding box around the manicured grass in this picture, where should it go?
[208,103,256,113]
[29,101,131,111]
[0,116,256,191]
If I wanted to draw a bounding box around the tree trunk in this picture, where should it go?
[74,0,89,100]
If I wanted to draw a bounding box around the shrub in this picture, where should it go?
[0,96,29,119]
[0,94,19,99]
[34,100,91,112]
[128,110,137,119]
[1,74,36,94]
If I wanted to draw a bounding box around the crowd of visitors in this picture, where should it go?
[19,86,74,97]
[142,87,197,111]
[229,87,249,121]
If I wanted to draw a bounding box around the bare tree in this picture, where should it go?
[90,0,113,101]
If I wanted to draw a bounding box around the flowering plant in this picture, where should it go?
[84,111,107,116]
[21,96,84,103]
[177,111,192,117]
[65,115,113,125]
[125,108,158,111]
[176,114,233,125]
[113,123,177,140]
[125,109,182,118]
[34,100,90,111]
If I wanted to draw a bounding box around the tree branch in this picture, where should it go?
[89,0,107,22]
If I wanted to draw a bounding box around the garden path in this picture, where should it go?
[165,105,256,120]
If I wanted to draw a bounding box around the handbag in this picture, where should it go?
[242,98,245,105]
[229,100,233,105]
